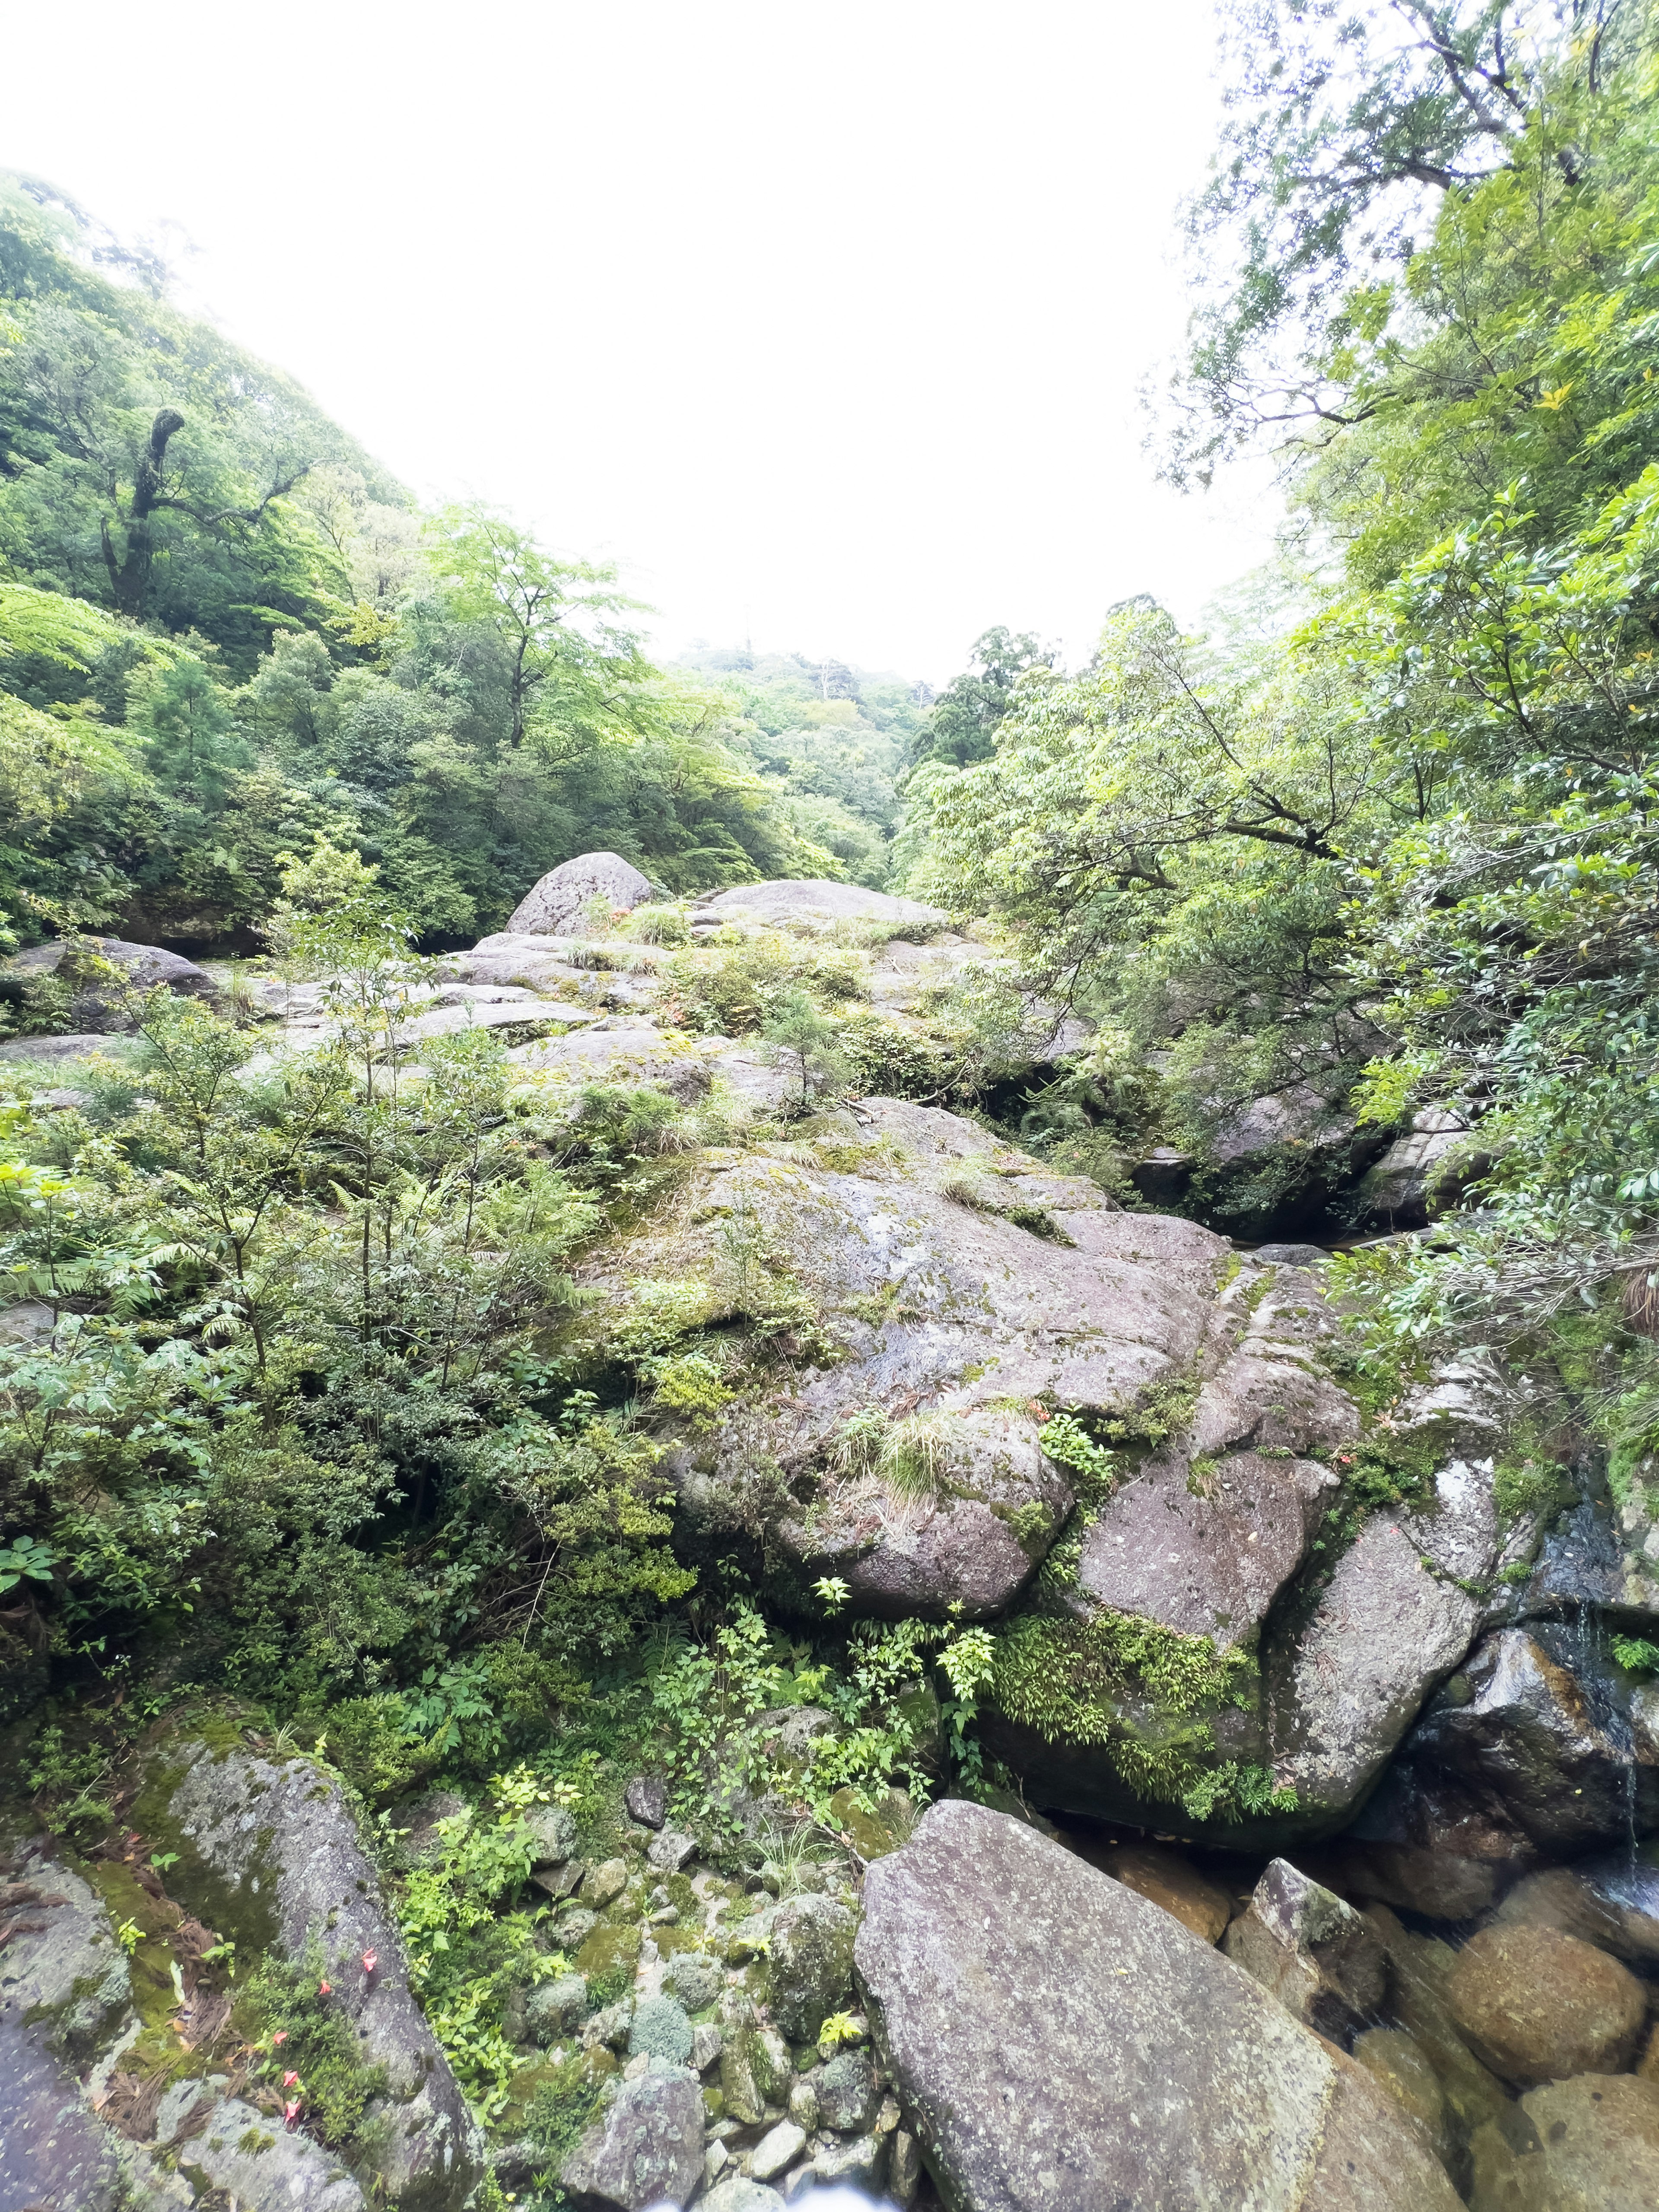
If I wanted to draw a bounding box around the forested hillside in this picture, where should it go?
[0,172,923,963]
[8,9,1659,2212]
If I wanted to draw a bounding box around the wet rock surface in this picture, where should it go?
[855,1799,1461,2211]
[1223,1857,1387,2041]
[1468,2071,1659,2211]
[1446,1922,1647,2085]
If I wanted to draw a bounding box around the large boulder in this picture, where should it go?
[503,852,655,935]
[1446,1923,1647,2085]
[1467,2072,1659,2211]
[136,1731,482,2211]
[2,936,221,1032]
[1398,1627,1659,1851]
[558,2067,704,2211]
[854,1799,1461,2212]
[1355,1109,1472,1228]
[691,879,946,933]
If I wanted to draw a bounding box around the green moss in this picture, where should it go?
[991,1610,1259,1810]
[1493,1455,1576,1523]
[127,1752,282,1959]
[576,1921,642,1986]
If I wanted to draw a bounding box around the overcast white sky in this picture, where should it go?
[5,0,1277,686]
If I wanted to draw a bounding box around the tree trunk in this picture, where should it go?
[100,408,185,619]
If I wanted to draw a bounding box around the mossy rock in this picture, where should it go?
[575,1921,643,1981]
[828,1786,915,1861]
[653,1923,706,1959]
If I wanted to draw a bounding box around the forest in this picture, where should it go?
[6,6,1659,2211]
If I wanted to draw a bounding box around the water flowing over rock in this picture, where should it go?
[854,1799,1462,2212]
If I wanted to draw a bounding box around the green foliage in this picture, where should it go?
[245,1944,390,2156]
[991,1608,1258,1812]
[1612,1634,1659,1676]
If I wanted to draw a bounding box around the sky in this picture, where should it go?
[4,0,1278,687]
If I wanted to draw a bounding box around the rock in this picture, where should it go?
[1253,1243,1332,1267]
[1073,1840,1231,1942]
[1356,1110,1470,1229]
[1222,1858,1387,2041]
[749,2120,807,2181]
[813,2048,879,2133]
[582,1856,631,1907]
[1569,1846,1659,1959]
[1330,1840,1496,1922]
[1360,1905,1512,2147]
[559,1904,601,1947]
[700,2179,786,2212]
[0,1030,141,1062]
[692,879,946,933]
[626,1103,1249,1624]
[524,1802,579,1866]
[767,1895,857,2040]
[1077,1443,1337,1651]
[1467,2072,1659,2212]
[691,2021,723,2072]
[3,936,222,1031]
[888,2128,923,2207]
[0,1297,57,1343]
[1489,1864,1639,1960]
[1405,1628,1655,1852]
[558,2066,704,2211]
[1446,1923,1646,2085]
[624,1773,667,1829]
[383,1787,467,1870]
[1353,2028,1454,2168]
[798,2133,888,2192]
[0,1837,132,2061]
[582,1999,636,2052]
[826,1786,915,1861]
[788,2076,820,2131]
[173,2095,366,2209]
[718,1992,779,2126]
[647,1828,697,1875]
[531,1858,586,1901]
[664,1950,723,2014]
[504,852,655,935]
[1129,1144,1193,1205]
[140,1733,481,2211]
[1205,1084,1388,1236]
[527,1974,589,2043]
[628,1994,694,2066]
[856,1800,1459,2211]
[1266,1513,1489,1833]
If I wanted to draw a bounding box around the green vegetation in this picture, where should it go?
[12,0,1659,2171]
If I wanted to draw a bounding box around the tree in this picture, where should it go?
[1163,0,1637,486]
[425,503,654,753]
[906,626,1053,770]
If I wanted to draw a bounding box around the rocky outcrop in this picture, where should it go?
[140,1732,482,2210]
[1394,1627,1659,1853]
[690,879,945,933]
[766,1894,858,2040]
[854,1799,1461,2211]
[1,936,221,1031]
[503,851,655,934]
[1355,1109,1473,1228]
